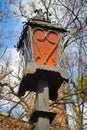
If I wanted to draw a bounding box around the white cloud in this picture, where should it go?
[2,47,22,89]
[7,47,20,69]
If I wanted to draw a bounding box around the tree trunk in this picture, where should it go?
[50,84,70,130]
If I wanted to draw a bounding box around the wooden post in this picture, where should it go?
[35,80,50,130]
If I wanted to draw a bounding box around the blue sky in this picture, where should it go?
[0,0,25,50]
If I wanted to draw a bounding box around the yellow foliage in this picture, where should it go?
[76,76,87,90]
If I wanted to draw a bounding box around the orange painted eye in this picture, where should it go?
[47,31,59,45]
[33,28,46,42]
